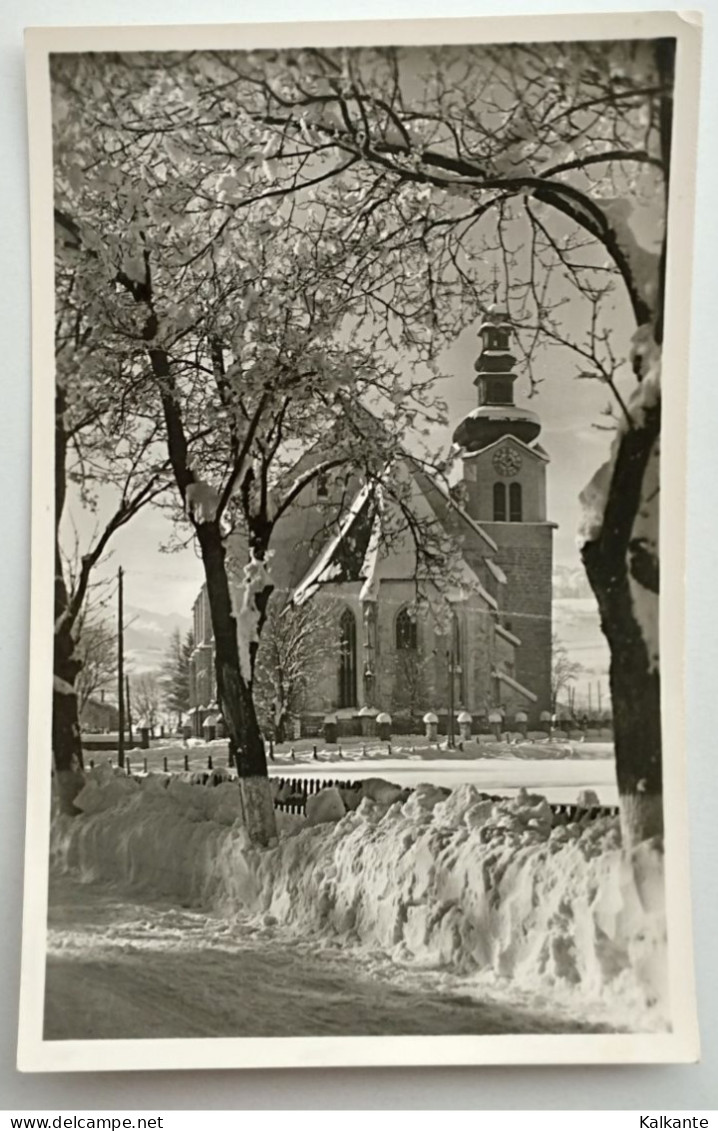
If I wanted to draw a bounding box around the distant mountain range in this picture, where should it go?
[552,563,594,600]
[124,605,192,674]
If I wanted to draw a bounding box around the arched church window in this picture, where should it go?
[509,482,522,522]
[493,482,507,521]
[338,607,357,708]
[395,606,417,651]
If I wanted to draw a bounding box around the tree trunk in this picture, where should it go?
[53,389,85,814]
[197,523,277,846]
[274,695,289,744]
[53,587,85,813]
[580,40,673,848]
[118,245,278,844]
[584,555,662,845]
[582,401,662,847]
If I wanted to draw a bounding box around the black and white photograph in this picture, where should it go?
[19,11,700,1070]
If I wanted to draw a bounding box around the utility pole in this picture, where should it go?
[447,614,456,750]
[597,681,602,717]
[588,681,593,719]
[125,675,133,748]
[117,566,125,769]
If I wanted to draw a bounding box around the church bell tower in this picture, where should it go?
[452,302,555,719]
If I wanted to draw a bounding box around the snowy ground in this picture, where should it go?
[45,874,617,1040]
[46,766,667,1039]
[271,758,617,805]
[110,738,618,806]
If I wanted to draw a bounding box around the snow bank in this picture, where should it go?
[52,767,667,1031]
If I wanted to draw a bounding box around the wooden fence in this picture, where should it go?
[271,776,619,823]
[90,756,619,823]
[272,777,363,815]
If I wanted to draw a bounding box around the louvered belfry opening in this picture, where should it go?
[493,481,507,521]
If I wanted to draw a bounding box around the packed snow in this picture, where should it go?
[107,737,618,805]
[50,765,667,1033]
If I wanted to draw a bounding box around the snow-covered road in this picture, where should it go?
[44,875,616,1040]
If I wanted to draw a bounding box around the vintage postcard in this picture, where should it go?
[19,11,701,1071]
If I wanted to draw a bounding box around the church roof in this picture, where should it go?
[291,455,500,610]
[410,466,498,553]
[277,399,501,608]
[292,483,376,605]
[486,558,508,585]
[461,432,550,464]
[495,622,522,647]
[493,670,538,702]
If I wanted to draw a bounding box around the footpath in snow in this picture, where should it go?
[49,765,668,1036]
[45,874,615,1039]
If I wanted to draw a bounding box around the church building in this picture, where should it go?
[188,305,554,737]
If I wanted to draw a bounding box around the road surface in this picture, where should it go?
[44,875,615,1040]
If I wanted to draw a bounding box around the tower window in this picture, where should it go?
[396,606,418,651]
[485,326,510,351]
[493,482,507,522]
[487,379,512,405]
[509,482,523,522]
[338,607,357,708]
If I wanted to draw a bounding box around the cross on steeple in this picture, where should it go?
[491,262,500,305]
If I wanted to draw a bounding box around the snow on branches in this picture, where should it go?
[578,324,661,670]
[597,198,662,316]
[232,553,274,682]
[186,480,220,524]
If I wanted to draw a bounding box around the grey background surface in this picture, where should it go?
[1,0,716,1109]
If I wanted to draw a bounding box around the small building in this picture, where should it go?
[80,694,119,734]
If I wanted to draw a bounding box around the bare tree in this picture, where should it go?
[551,635,583,714]
[189,39,671,843]
[53,264,170,811]
[50,40,675,843]
[131,673,163,734]
[51,55,469,843]
[252,594,337,742]
[161,628,195,730]
[74,616,117,715]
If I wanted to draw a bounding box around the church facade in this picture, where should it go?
[188,307,554,737]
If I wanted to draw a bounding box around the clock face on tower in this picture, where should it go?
[492,445,523,477]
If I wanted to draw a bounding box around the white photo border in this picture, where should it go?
[19,10,703,1072]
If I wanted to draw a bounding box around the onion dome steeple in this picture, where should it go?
[452,297,541,453]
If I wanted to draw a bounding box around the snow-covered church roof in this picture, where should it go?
[290,453,500,610]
